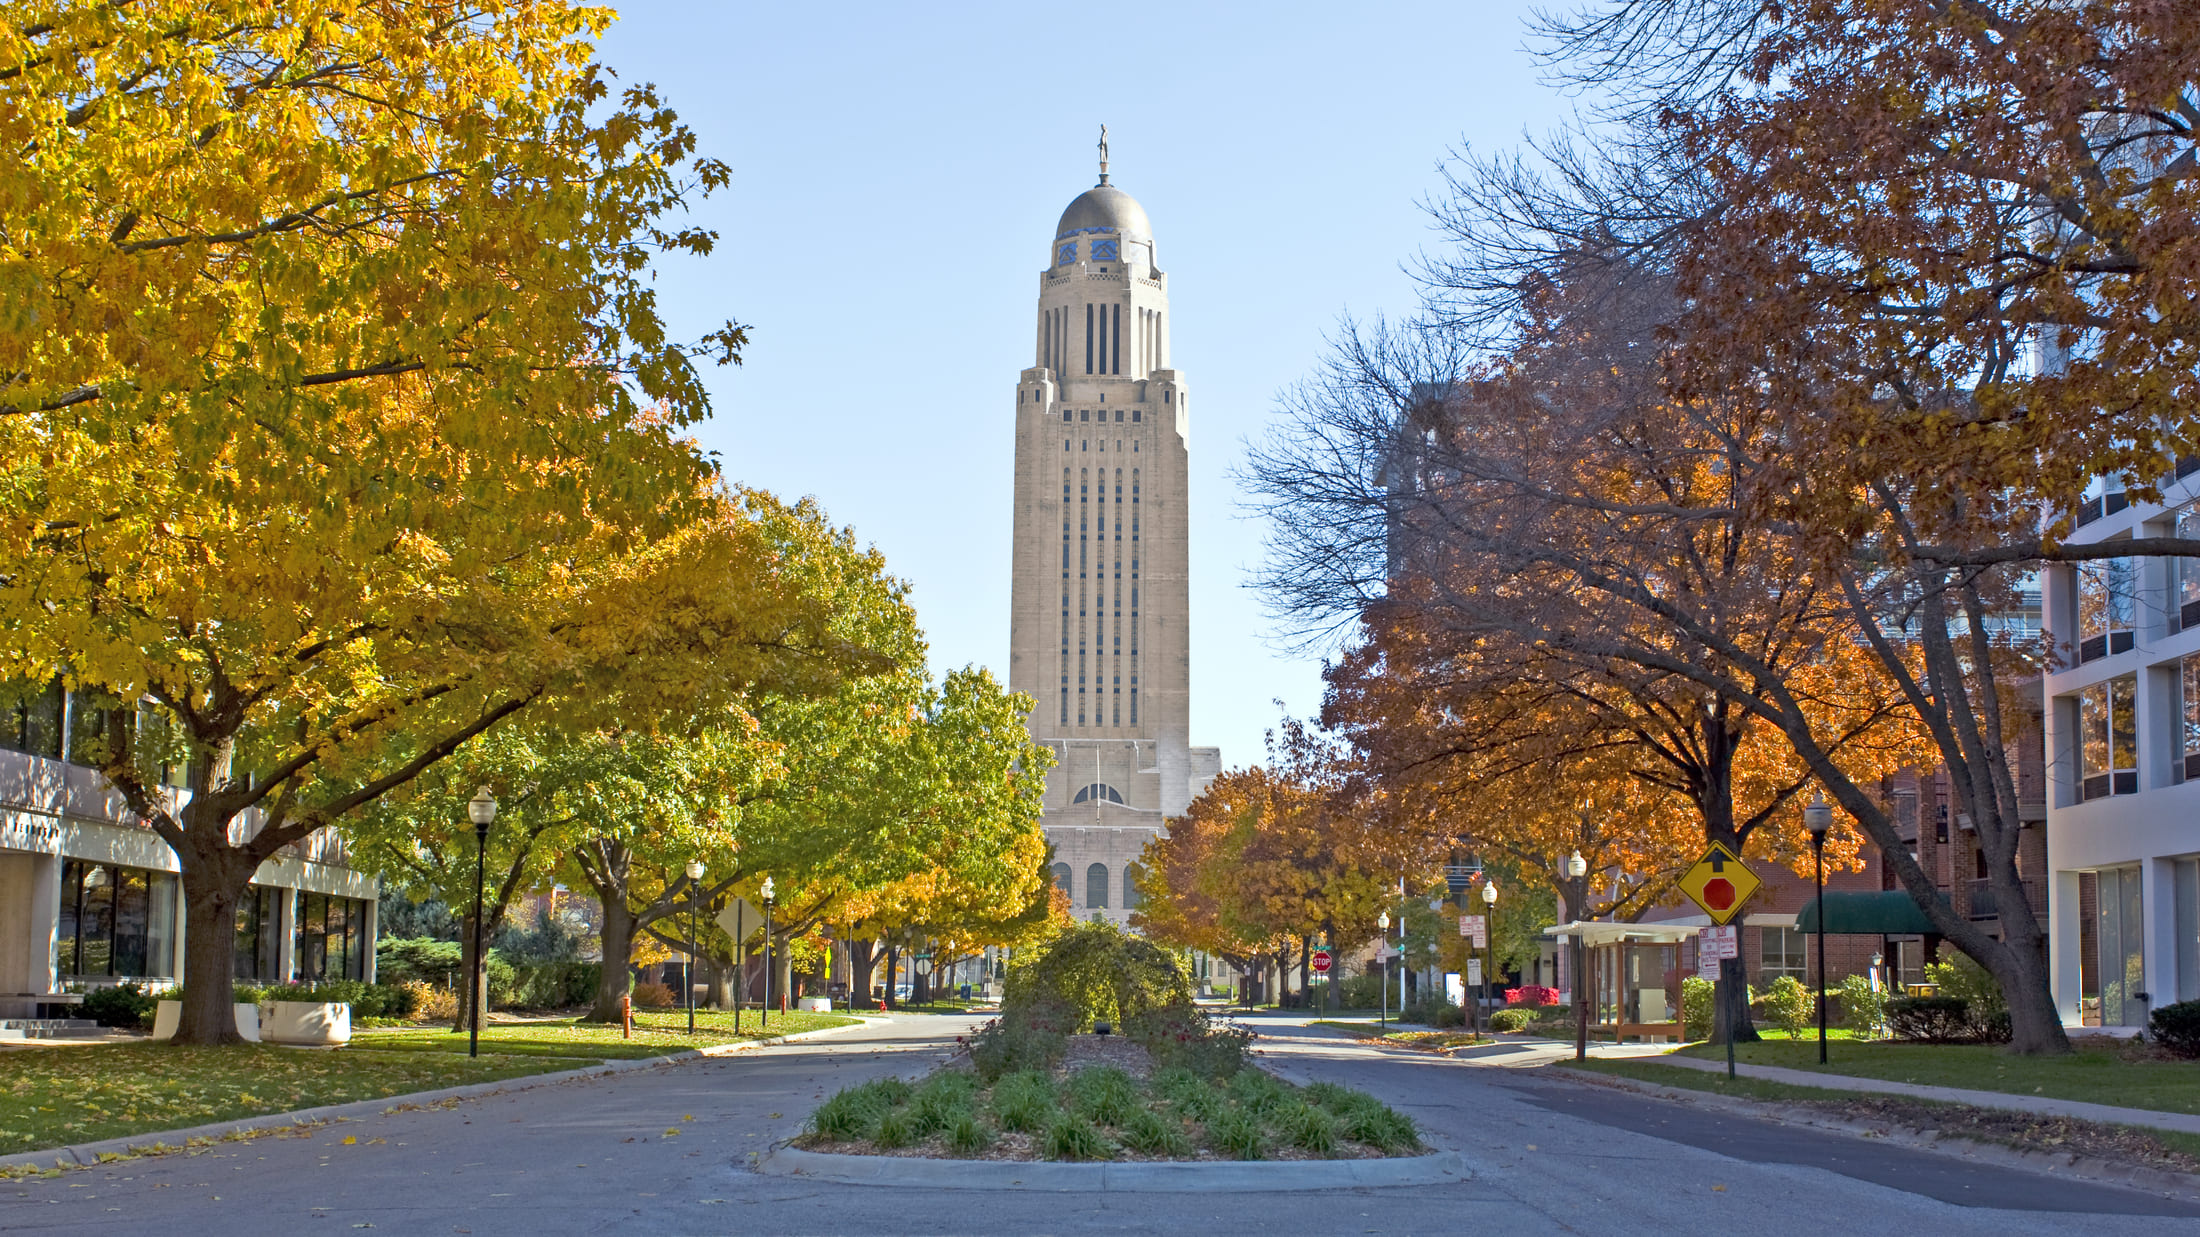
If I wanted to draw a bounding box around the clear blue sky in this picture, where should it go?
[595,1,1570,769]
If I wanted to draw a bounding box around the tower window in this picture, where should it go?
[1114,409,1123,422]
[1134,409,1142,421]
[1085,303,1094,374]
[1062,410,1071,422]
[1112,304,1122,375]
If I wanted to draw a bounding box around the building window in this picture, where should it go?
[1134,409,1142,421]
[56,859,178,982]
[1086,863,1111,909]
[2179,507,2200,631]
[1072,783,1126,805]
[1124,863,1144,910]
[2184,653,2200,782]
[1052,863,1072,898]
[2077,554,2137,661]
[0,679,64,758]
[2078,675,2139,799]
[1757,926,1806,982]
[293,891,370,982]
[234,885,282,981]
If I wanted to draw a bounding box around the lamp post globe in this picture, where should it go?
[1804,793,1832,1064]
[684,861,705,1034]
[465,788,495,1059]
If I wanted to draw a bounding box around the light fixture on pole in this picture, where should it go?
[1377,910,1391,1031]
[1804,793,1834,1065]
[684,860,705,1035]
[760,875,776,1028]
[466,788,496,1060]
[1566,850,1589,1062]
[1481,879,1500,1040]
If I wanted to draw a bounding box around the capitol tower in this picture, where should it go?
[1009,131,1220,926]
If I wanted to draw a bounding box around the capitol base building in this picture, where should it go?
[1008,146,1220,926]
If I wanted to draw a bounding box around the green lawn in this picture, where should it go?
[352,1009,858,1060]
[1668,1038,2200,1116]
[0,1043,564,1158]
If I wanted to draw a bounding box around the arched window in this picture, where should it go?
[1071,783,1125,805]
[1086,863,1110,909]
[1123,863,1144,910]
[1051,863,1072,898]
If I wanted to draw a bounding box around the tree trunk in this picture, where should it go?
[885,944,899,1010]
[774,946,794,1012]
[1713,955,1759,1044]
[590,895,635,1022]
[847,939,879,1008]
[173,847,260,1044]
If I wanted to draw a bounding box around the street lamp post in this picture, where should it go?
[684,860,705,1035]
[760,876,776,1029]
[1805,793,1833,1065]
[1482,879,1500,1038]
[1377,911,1391,1032]
[466,788,496,1060]
[1567,850,1589,1062]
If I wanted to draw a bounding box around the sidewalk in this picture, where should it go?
[1639,1054,2200,1138]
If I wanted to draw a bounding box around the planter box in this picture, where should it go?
[259,1000,351,1046]
[151,1001,261,1042]
[796,997,832,1013]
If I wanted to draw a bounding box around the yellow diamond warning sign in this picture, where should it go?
[1677,842,1760,926]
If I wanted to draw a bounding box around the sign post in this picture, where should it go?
[1677,843,1760,1079]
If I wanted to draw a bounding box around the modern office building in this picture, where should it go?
[2041,469,2200,1028]
[1007,136,1220,925]
[0,683,378,1018]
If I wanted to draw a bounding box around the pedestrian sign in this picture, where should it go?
[1677,842,1759,925]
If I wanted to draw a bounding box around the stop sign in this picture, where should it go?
[1702,878,1736,911]
[1311,949,1333,974]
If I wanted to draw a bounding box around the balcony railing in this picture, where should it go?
[1965,878,2045,920]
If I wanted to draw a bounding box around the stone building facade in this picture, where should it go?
[1007,143,1219,926]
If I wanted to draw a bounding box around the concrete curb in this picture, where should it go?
[1550,1063,2200,1204]
[0,1017,873,1174]
[751,1145,1471,1191]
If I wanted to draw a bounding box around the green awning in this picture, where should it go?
[1794,891,1948,935]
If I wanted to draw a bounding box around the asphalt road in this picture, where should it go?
[4,1013,2194,1236]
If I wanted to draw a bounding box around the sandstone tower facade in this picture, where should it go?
[1009,140,1219,925]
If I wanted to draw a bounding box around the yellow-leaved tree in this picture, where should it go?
[0,5,886,1042]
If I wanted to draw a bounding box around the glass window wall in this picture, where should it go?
[56,859,177,981]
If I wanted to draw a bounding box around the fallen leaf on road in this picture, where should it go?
[342,1137,357,1145]
[767,1112,781,1119]
[1712,1185,1727,1193]
[683,1114,694,1121]
[663,1129,680,1138]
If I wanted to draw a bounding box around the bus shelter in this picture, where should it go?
[1547,922,1702,1044]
